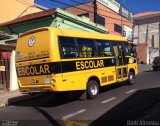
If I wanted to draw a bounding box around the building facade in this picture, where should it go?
[65,0,133,40]
[0,0,47,90]
[0,0,46,24]
[133,12,160,64]
[0,8,107,90]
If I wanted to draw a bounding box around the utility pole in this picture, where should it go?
[137,24,140,44]
[159,19,160,56]
[93,0,97,23]
[146,24,150,64]
[146,24,149,45]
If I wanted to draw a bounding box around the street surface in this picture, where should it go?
[0,71,160,126]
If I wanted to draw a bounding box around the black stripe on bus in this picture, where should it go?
[16,57,136,77]
[16,58,116,77]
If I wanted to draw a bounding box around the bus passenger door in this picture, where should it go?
[113,43,127,82]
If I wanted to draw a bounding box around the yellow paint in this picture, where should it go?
[76,60,104,70]
[64,119,88,126]
[0,0,43,24]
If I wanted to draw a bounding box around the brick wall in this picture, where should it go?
[65,2,133,36]
[137,43,147,64]
[133,13,160,64]
[65,3,94,22]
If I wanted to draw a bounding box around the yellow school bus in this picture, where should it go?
[15,27,138,99]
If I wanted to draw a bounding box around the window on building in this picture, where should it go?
[114,24,122,33]
[96,15,105,26]
[59,37,79,58]
[152,35,154,48]
[78,13,89,18]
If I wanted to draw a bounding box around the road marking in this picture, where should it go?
[64,119,88,126]
[125,89,137,94]
[62,109,86,120]
[101,97,117,104]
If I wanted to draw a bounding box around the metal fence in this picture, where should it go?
[0,60,10,90]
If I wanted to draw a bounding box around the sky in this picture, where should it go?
[35,0,160,14]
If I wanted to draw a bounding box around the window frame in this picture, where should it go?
[58,36,126,59]
[58,36,79,59]
[114,24,122,33]
[95,39,114,57]
[76,38,96,58]
[96,15,105,26]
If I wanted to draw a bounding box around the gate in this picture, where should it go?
[0,60,10,89]
[0,52,11,90]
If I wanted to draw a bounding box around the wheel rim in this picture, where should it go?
[130,74,135,83]
[90,83,98,96]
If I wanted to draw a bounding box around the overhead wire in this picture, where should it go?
[68,0,120,16]
[47,0,133,24]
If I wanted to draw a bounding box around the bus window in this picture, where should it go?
[59,37,79,58]
[76,38,95,58]
[122,43,131,56]
[95,40,113,57]
[123,43,137,58]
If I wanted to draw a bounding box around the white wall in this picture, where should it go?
[148,47,159,64]
[9,51,18,91]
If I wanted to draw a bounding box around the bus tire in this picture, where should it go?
[127,71,135,85]
[87,80,99,99]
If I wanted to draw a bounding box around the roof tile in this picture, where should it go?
[0,8,56,27]
[134,11,160,18]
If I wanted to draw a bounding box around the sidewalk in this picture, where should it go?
[0,90,31,107]
[138,64,153,73]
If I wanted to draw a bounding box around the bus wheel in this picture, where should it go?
[87,80,99,99]
[128,71,135,85]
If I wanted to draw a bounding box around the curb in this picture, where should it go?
[4,94,43,107]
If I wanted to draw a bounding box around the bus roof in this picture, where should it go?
[19,27,127,42]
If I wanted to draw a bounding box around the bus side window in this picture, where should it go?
[95,40,113,57]
[104,41,113,56]
[76,38,95,58]
[59,37,79,58]
[123,43,132,56]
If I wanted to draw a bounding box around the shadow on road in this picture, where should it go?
[145,70,160,73]
[9,91,83,107]
[91,87,160,126]
[9,82,128,107]
[7,84,160,126]
[100,82,128,93]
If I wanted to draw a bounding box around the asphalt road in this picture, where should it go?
[0,71,160,126]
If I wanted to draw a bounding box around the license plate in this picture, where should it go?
[31,88,40,92]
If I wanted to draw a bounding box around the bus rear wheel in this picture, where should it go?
[87,80,99,99]
[127,71,135,85]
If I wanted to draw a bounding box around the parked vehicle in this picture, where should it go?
[152,56,160,71]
